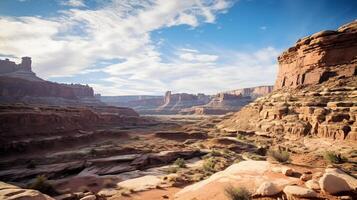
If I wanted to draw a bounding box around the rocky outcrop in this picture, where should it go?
[0,58,99,105]
[0,57,42,82]
[218,21,357,141]
[156,91,211,114]
[175,161,298,200]
[275,20,357,90]
[0,181,54,200]
[180,93,252,115]
[0,104,148,154]
[227,85,274,98]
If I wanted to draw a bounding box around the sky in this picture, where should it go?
[0,0,356,95]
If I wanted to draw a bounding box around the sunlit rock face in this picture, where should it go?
[218,20,357,141]
[274,20,357,90]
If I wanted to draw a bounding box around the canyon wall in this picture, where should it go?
[227,86,274,98]
[0,57,97,105]
[218,20,357,141]
[156,91,211,114]
[274,21,357,90]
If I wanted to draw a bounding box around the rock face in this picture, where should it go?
[180,93,252,115]
[0,57,42,81]
[0,104,148,155]
[156,91,211,114]
[0,181,54,200]
[100,95,164,112]
[175,161,298,200]
[275,20,357,90]
[0,57,98,106]
[227,86,274,98]
[218,21,357,141]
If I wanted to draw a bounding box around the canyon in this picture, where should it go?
[101,86,273,115]
[0,20,357,200]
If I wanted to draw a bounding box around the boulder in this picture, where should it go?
[319,173,352,194]
[255,181,281,196]
[300,173,312,181]
[283,185,317,199]
[305,180,320,190]
[281,167,294,176]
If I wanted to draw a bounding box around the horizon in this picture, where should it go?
[0,0,356,95]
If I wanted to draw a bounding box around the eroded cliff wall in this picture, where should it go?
[275,21,357,89]
[218,20,357,141]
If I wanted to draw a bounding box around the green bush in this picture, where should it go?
[224,185,251,200]
[324,151,347,164]
[269,149,290,163]
[174,158,186,168]
[28,175,58,196]
[202,157,218,172]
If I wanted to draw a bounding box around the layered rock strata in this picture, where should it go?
[218,21,357,141]
[275,20,357,89]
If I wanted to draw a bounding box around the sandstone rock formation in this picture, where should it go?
[275,20,357,90]
[0,57,42,81]
[156,91,211,114]
[227,85,274,98]
[218,21,357,141]
[175,161,298,200]
[100,95,164,111]
[0,104,149,155]
[0,181,54,200]
[0,57,99,106]
[180,93,252,115]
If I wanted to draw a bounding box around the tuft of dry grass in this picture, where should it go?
[268,149,290,163]
[324,151,347,164]
[224,185,251,200]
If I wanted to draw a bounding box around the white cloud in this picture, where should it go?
[60,0,86,7]
[0,0,280,95]
[0,0,232,79]
[260,26,267,30]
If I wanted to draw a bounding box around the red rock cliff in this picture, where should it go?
[275,20,357,90]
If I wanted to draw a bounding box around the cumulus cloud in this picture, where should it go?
[0,0,280,95]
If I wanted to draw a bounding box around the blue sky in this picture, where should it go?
[0,0,356,95]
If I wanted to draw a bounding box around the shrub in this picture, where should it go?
[224,185,251,200]
[236,134,245,140]
[174,158,186,168]
[202,157,217,172]
[324,151,347,164]
[28,175,58,196]
[269,149,290,163]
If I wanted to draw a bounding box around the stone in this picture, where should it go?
[281,167,294,176]
[324,168,357,189]
[255,181,281,196]
[300,173,312,181]
[283,185,317,198]
[305,180,320,190]
[319,174,352,194]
